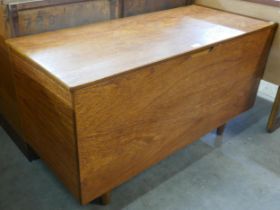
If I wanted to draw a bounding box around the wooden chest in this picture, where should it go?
[6,5,276,205]
[0,0,192,160]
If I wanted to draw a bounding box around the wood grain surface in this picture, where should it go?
[74,28,274,204]
[6,5,274,89]
[0,36,21,133]
[10,53,81,200]
[6,5,276,205]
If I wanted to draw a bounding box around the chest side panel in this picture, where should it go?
[9,53,80,201]
[0,4,20,129]
[74,28,273,204]
[0,36,22,133]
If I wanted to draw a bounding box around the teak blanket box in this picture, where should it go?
[6,5,276,204]
[0,0,193,160]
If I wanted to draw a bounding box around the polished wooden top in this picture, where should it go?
[6,5,274,89]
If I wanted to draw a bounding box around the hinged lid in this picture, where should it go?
[7,5,275,89]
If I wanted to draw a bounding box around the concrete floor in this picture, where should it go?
[1,95,280,210]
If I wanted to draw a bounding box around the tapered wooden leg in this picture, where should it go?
[216,124,226,136]
[267,86,280,133]
[100,192,111,205]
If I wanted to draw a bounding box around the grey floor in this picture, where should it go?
[1,96,280,210]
